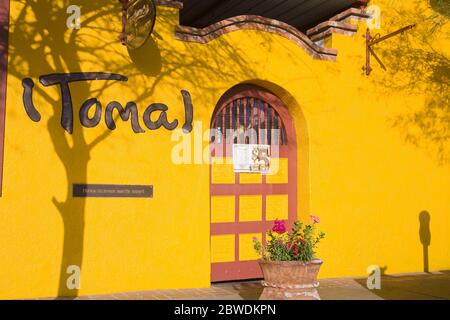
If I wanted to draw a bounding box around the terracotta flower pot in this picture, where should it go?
[258,259,323,300]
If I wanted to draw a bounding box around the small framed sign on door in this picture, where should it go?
[232,144,271,174]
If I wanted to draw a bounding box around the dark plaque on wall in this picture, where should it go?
[123,0,157,50]
[73,184,153,198]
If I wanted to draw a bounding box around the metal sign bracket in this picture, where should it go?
[363,24,416,75]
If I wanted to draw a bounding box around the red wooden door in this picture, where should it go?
[210,85,297,282]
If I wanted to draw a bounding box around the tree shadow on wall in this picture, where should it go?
[430,0,450,18]
[8,0,260,298]
[8,0,122,298]
[371,0,450,165]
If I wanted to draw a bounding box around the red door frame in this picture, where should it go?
[210,84,297,282]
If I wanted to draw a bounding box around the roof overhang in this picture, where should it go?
[180,0,368,32]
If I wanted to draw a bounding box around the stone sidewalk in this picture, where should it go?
[53,270,450,300]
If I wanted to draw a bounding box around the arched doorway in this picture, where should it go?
[210,84,297,282]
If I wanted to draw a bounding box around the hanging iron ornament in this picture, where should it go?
[119,0,157,49]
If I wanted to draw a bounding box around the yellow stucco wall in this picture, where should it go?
[0,0,448,298]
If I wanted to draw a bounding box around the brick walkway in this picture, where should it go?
[47,271,450,300]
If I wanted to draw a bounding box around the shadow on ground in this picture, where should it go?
[354,271,450,300]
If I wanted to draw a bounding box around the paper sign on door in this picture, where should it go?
[232,144,271,173]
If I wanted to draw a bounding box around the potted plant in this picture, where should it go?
[253,216,325,300]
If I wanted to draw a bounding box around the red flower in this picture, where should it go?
[272,220,286,234]
[293,247,299,255]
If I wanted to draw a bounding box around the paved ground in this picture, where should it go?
[49,270,450,300]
